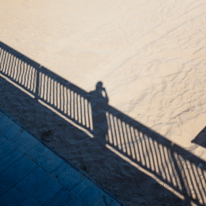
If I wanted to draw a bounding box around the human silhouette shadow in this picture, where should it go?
[89,82,109,139]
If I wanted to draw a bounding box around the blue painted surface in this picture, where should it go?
[44,188,72,206]
[26,142,50,161]
[16,167,51,196]
[11,131,39,152]
[32,178,63,205]
[0,134,7,145]
[65,196,85,206]
[52,162,84,191]
[71,178,104,206]
[0,148,24,173]
[3,123,22,140]
[0,140,16,160]
[0,111,122,206]
[0,155,38,195]
[34,149,64,174]
[0,187,26,206]
[0,116,16,135]
[18,196,42,206]
[93,194,121,206]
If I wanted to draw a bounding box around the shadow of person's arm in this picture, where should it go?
[102,87,109,104]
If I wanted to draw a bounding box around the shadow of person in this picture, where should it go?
[89,82,109,139]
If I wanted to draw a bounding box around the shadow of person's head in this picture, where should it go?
[96,81,103,90]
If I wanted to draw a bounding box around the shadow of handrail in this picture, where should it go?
[0,41,206,205]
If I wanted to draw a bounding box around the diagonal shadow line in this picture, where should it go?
[0,41,206,205]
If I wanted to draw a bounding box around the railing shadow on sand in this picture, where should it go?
[0,41,206,205]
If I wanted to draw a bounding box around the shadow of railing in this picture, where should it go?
[0,42,93,133]
[106,106,206,205]
[0,41,206,205]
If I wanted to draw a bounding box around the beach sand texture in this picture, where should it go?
[1,0,206,205]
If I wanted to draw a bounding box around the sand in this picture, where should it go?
[1,0,206,205]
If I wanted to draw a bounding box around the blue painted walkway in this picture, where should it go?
[0,110,123,206]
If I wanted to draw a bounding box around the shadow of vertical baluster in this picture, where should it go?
[142,132,150,169]
[2,50,7,73]
[74,92,78,121]
[60,84,63,112]
[83,97,88,128]
[66,88,70,116]
[122,122,129,155]
[11,55,17,80]
[137,130,146,167]
[173,153,190,200]
[1,49,7,73]
[76,93,79,122]
[118,118,126,153]
[63,85,67,114]
[47,76,51,104]
[50,78,54,106]
[132,128,140,162]
[43,74,47,102]
[113,116,120,149]
[6,52,12,77]
[84,97,88,128]
[131,126,139,161]
[16,58,23,85]
[197,167,206,203]
[161,145,170,183]
[19,60,25,86]
[110,114,117,147]
[4,50,9,75]
[150,138,158,173]
[41,73,46,100]
[57,80,60,110]
[189,161,205,204]
[85,98,89,129]
[29,65,34,92]
[57,82,61,110]
[0,47,3,70]
[164,146,173,185]
[40,72,44,99]
[77,94,81,124]
[21,60,25,86]
[29,64,34,92]
[167,149,179,189]
[12,54,18,82]
[145,135,154,171]
[80,96,84,126]
[53,80,57,108]
[159,143,168,181]
[114,117,122,151]
[127,125,136,160]
[106,112,112,144]
[2,50,8,73]
[24,63,30,89]
[71,89,74,119]
[24,63,29,89]
[0,48,3,71]
[63,85,66,113]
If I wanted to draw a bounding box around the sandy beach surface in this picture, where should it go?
[1,0,206,205]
